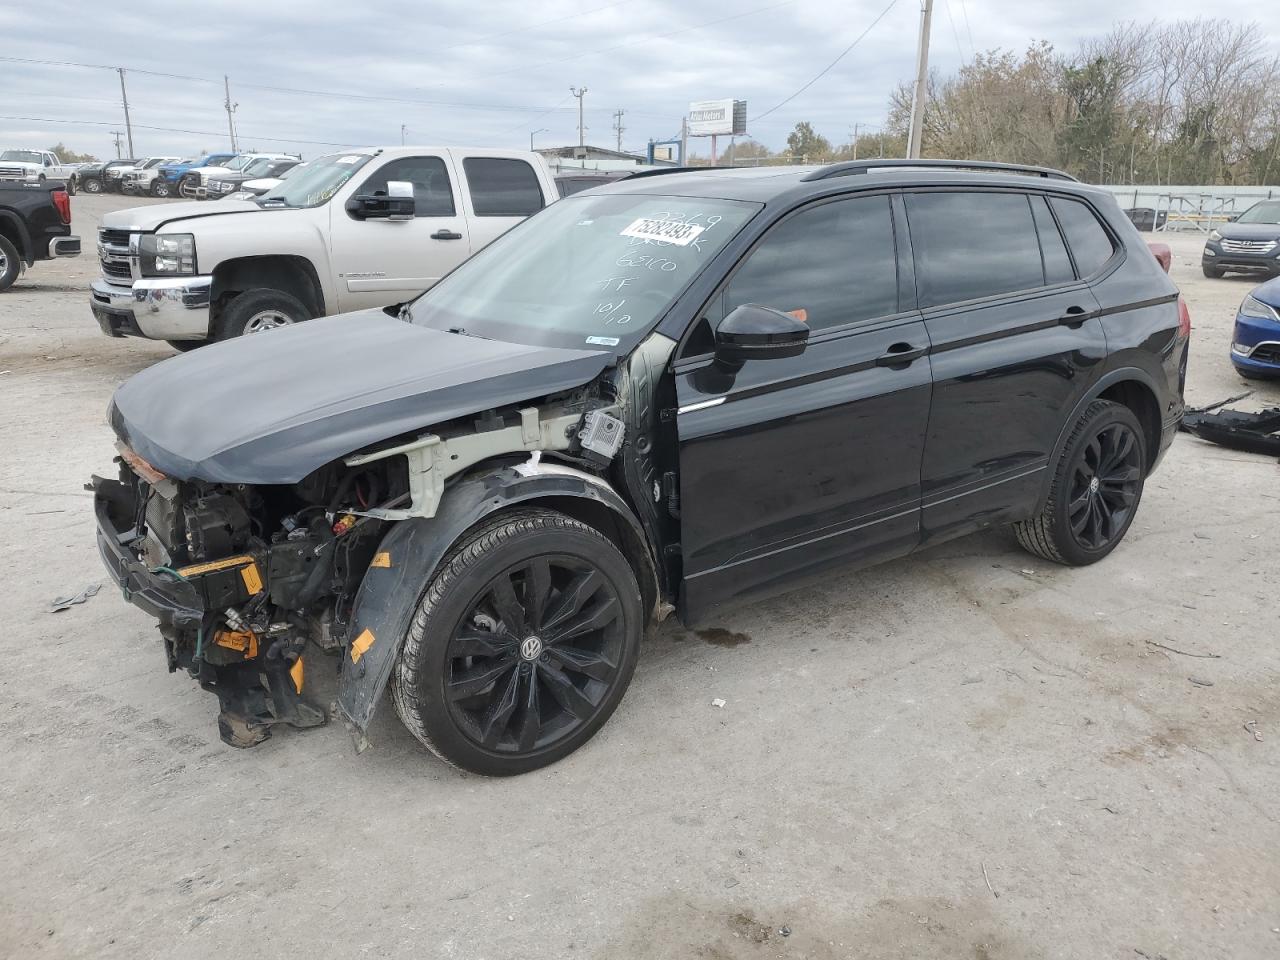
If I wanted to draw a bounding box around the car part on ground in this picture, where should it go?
[93,159,1188,774]
[1181,406,1280,457]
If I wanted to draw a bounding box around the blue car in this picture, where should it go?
[1231,276,1280,378]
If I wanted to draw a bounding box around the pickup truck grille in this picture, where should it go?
[98,227,135,286]
[0,165,28,178]
[99,228,132,247]
[101,259,134,281]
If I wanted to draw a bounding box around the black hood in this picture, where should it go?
[1218,222,1280,240]
[109,310,611,484]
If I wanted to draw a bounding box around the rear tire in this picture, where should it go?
[214,288,311,340]
[391,509,643,776]
[1013,400,1146,566]
[65,177,76,196]
[0,235,20,292]
[167,340,205,352]
[83,177,103,194]
[1202,264,1225,278]
[150,180,172,198]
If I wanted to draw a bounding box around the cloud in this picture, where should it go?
[0,1,1272,160]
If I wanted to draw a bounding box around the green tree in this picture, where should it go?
[785,122,832,162]
[48,143,96,163]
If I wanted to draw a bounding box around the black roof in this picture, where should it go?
[606,159,1106,207]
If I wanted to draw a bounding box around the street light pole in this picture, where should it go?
[530,128,549,151]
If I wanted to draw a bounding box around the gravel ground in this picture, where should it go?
[1,193,1278,960]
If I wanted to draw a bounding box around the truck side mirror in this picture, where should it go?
[346,180,416,221]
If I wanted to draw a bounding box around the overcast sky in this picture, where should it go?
[1,1,1270,161]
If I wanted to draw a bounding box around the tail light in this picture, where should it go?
[51,188,71,225]
[1177,295,1191,338]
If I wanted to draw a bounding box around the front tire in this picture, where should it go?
[1202,264,1225,278]
[391,509,644,776]
[150,180,172,198]
[0,234,20,292]
[1013,400,1146,566]
[214,289,311,340]
[83,177,103,194]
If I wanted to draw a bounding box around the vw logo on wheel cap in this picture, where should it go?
[520,636,544,661]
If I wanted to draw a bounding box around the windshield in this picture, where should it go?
[409,193,760,350]
[1,150,41,163]
[260,153,370,208]
[226,155,255,172]
[142,158,167,169]
[1237,201,1280,225]
[241,157,276,177]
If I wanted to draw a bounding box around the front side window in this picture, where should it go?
[356,156,456,217]
[719,195,899,332]
[260,153,372,208]
[463,158,544,217]
[409,193,759,350]
[907,191,1044,307]
[1050,197,1116,277]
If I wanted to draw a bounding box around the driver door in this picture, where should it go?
[329,153,469,312]
[673,193,933,623]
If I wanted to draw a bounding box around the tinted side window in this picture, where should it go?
[1050,196,1116,277]
[1031,195,1074,284]
[906,192,1044,307]
[359,156,455,217]
[464,158,544,217]
[722,195,898,333]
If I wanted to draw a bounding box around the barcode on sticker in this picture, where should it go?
[620,218,706,246]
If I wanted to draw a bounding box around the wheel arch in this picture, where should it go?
[210,255,326,324]
[0,210,33,263]
[1035,366,1162,514]
[335,463,659,737]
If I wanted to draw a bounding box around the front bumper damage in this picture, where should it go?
[90,276,212,341]
[91,473,326,747]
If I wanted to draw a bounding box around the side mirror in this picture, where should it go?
[346,180,416,221]
[714,303,809,363]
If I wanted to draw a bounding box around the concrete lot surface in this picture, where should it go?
[1,194,1277,960]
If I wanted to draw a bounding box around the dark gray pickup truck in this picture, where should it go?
[0,180,80,291]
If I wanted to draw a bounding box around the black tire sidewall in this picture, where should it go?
[0,235,20,291]
[215,289,311,340]
[399,517,643,776]
[150,181,169,197]
[1049,403,1147,565]
[65,177,76,196]
[84,178,102,193]
[1202,265,1224,278]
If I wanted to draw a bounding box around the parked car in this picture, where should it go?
[0,149,79,193]
[207,157,301,199]
[225,160,308,200]
[91,159,1188,774]
[151,153,236,198]
[1229,277,1280,378]
[181,153,298,200]
[1202,199,1280,278]
[74,159,138,195]
[118,157,183,195]
[0,180,80,291]
[90,146,556,347]
[1122,207,1168,232]
[554,170,635,197]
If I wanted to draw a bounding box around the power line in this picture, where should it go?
[751,0,899,122]
[0,115,364,148]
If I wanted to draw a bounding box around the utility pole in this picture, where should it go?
[906,0,933,159]
[569,86,587,148]
[852,122,860,159]
[110,131,124,158]
[680,115,688,166]
[401,124,407,145]
[117,68,135,158]
[612,109,625,152]
[223,75,239,152]
[530,127,548,151]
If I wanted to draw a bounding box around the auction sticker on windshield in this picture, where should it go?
[620,217,707,247]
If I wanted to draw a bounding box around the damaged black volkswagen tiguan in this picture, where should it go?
[94,160,1189,775]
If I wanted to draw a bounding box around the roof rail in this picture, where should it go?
[801,159,1078,182]
[619,165,735,180]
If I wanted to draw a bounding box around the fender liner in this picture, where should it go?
[1034,365,1163,512]
[335,461,657,736]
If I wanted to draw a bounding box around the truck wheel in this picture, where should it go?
[150,180,171,198]
[1202,264,1225,279]
[1013,400,1146,566]
[391,508,644,776]
[65,177,77,196]
[0,235,20,292]
[215,289,311,340]
[83,177,103,194]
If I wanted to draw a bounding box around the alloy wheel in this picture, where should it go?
[243,310,296,334]
[1067,421,1142,551]
[445,556,625,755]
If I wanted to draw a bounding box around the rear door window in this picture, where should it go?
[358,156,456,217]
[463,158,545,217]
[906,191,1044,307]
[720,195,899,333]
[1049,196,1116,277]
[1031,195,1074,284]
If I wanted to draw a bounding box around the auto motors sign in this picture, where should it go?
[687,99,747,137]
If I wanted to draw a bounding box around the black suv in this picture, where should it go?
[93,159,1188,775]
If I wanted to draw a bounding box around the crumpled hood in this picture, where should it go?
[1217,222,1280,241]
[102,199,262,231]
[109,310,611,484]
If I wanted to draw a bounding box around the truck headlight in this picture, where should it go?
[139,234,197,276]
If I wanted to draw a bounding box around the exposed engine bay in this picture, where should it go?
[92,387,632,748]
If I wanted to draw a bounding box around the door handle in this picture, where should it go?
[431,229,463,240]
[1057,305,1091,327]
[874,342,927,367]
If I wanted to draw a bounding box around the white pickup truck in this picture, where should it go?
[90,147,558,346]
[0,149,78,187]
